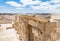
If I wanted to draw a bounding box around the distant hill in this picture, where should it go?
[0,13,16,15]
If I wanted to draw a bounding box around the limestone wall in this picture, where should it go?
[13,15,60,41]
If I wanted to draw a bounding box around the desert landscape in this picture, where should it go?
[0,13,60,41]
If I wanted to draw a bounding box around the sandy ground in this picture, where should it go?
[0,28,20,41]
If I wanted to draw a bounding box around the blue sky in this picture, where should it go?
[0,0,60,13]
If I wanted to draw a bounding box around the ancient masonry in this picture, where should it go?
[13,15,60,41]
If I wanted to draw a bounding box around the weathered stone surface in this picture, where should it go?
[13,15,60,41]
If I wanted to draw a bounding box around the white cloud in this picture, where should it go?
[40,2,50,6]
[30,0,60,10]
[19,0,60,13]
[20,0,41,5]
[6,1,24,7]
[5,0,60,13]
[31,5,56,10]
[51,0,60,2]
[31,1,55,9]
[50,0,60,4]
[16,7,24,10]
[30,1,60,13]
[56,4,60,7]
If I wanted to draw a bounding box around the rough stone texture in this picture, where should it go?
[13,15,60,41]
